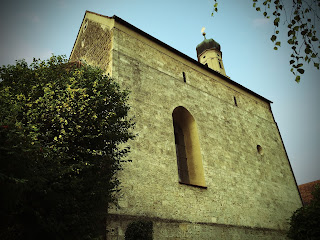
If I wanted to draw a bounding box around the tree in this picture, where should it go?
[212,0,320,83]
[0,55,135,239]
[125,220,153,240]
[287,184,320,239]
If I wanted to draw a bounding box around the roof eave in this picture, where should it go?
[70,11,272,104]
[111,15,272,104]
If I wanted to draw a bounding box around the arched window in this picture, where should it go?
[172,106,206,187]
[173,121,189,183]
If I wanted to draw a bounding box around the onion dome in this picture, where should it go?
[196,38,221,57]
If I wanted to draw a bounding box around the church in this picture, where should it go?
[70,11,302,240]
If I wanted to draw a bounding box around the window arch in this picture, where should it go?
[172,106,206,187]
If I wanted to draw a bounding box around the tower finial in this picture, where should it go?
[201,27,206,39]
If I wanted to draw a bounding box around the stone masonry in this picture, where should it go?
[70,11,302,239]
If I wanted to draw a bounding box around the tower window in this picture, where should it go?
[182,72,186,83]
[219,61,222,69]
[172,106,206,188]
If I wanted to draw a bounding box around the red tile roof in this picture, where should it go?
[298,180,320,205]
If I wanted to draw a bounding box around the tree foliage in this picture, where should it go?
[212,0,320,83]
[125,221,153,240]
[287,184,320,239]
[0,55,135,239]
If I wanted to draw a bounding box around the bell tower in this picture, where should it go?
[196,30,226,75]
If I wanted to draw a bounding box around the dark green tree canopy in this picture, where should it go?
[212,0,320,83]
[287,184,320,239]
[0,55,135,239]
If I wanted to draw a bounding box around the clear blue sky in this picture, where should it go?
[1,0,319,185]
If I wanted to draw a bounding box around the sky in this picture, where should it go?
[0,0,319,185]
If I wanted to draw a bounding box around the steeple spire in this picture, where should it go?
[196,29,226,75]
[201,27,206,39]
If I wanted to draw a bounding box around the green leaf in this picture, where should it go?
[271,35,277,42]
[263,12,267,17]
[314,63,320,69]
[288,30,294,37]
[295,75,301,83]
[297,68,304,74]
[214,2,218,7]
[275,41,281,46]
[274,46,278,50]
[294,15,301,22]
[290,60,295,65]
[305,48,312,54]
[256,7,261,11]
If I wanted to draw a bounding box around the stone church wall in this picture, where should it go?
[70,12,302,239]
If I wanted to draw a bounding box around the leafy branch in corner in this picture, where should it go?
[212,0,320,83]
